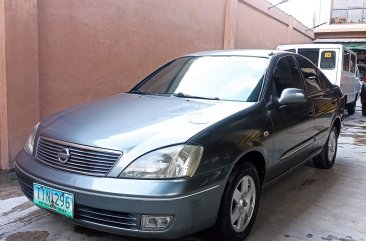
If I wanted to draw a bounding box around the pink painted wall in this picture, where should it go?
[235,0,313,49]
[236,1,288,48]
[0,0,39,170]
[0,0,6,170]
[38,0,226,117]
[0,0,314,170]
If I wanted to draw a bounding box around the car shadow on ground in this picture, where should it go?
[71,224,219,241]
[69,161,343,241]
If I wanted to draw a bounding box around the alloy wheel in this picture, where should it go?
[230,175,256,232]
[327,130,337,162]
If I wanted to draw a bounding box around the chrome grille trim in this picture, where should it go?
[36,136,122,176]
[75,206,139,230]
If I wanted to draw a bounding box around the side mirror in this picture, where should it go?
[279,88,306,106]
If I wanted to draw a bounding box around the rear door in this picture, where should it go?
[295,55,336,152]
[341,49,358,101]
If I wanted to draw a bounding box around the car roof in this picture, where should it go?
[277,43,345,49]
[184,49,277,58]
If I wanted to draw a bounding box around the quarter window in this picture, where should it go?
[317,71,331,90]
[273,56,304,97]
[295,56,322,94]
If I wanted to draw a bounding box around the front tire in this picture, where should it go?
[362,104,366,116]
[313,126,338,169]
[216,162,260,241]
[346,100,356,115]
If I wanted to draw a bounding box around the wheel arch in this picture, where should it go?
[332,116,342,137]
[232,151,266,185]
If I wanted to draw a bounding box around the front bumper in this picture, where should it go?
[15,150,225,239]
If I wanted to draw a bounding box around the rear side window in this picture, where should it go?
[295,56,322,94]
[320,51,336,70]
[273,56,304,97]
[298,48,320,66]
[343,50,350,71]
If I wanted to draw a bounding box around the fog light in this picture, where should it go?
[141,215,173,231]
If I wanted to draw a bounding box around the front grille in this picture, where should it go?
[75,205,139,230]
[17,178,139,230]
[36,137,122,176]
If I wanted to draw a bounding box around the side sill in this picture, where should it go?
[262,147,322,191]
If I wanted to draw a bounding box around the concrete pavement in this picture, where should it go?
[1,105,365,241]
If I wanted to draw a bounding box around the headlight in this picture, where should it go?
[24,122,40,155]
[119,145,203,179]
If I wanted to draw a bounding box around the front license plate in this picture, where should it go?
[33,183,74,218]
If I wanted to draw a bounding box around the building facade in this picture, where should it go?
[314,0,366,74]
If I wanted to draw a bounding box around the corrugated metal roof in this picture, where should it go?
[313,38,366,50]
[314,38,366,43]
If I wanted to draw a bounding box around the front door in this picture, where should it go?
[268,55,315,180]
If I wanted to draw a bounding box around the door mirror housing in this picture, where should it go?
[279,88,306,106]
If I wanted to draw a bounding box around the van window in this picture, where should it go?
[343,51,350,71]
[298,48,320,66]
[320,51,336,70]
[350,54,356,73]
[284,49,296,53]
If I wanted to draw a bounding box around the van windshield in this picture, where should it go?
[320,51,336,70]
[298,48,319,66]
[297,48,336,70]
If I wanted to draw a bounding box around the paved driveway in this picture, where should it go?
[1,105,366,241]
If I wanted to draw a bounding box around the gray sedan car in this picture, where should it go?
[15,50,343,241]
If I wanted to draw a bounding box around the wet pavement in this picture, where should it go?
[0,104,365,241]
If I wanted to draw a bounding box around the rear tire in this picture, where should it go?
[313,126,338,169]
[216,162,260,241]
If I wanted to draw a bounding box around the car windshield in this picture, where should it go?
[131,56,269,102]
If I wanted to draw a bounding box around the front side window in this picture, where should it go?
[320,51,336,70]
[133,56,269,102]
[295,56,322,94]
[273,56,304,97]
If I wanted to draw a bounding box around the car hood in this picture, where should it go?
[40,93,253,155]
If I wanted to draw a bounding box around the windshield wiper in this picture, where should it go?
[129,90,151,95]
[173,92,220,100]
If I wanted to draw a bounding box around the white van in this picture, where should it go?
[277,44,359,115]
